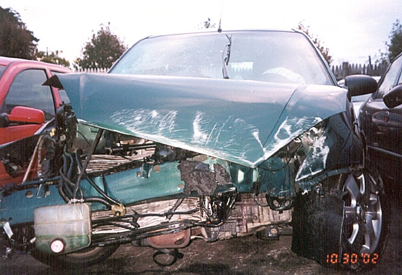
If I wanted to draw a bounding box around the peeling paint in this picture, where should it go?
[192,111,209,144]
[111,109,178,135]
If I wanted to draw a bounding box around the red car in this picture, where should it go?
[0,57,71,186]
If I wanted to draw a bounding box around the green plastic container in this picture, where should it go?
[34,203,91,254]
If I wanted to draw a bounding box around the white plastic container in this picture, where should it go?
[34,203,91,254]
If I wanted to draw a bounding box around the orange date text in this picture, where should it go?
[325,253,379,265]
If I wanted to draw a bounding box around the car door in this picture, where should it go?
[360,55,402,177]
[0,67,59,186]
[0,68,56,145]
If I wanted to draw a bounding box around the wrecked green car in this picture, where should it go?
[0,30,387,270]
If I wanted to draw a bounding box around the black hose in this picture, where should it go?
[58,153,85,201]
[66,154,74,179]
[75,153,121,206]
[57,155,72,202]
[93,221,136,231]
[58,175,70,203]
[57,152,116,209]
[73,129,103,199]
[101,175,109,196]
[60,155,73,197]
[60,155,83,199]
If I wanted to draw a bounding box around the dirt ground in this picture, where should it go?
[1,181,401,275]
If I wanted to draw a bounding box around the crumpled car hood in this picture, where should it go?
[51,74,347,168]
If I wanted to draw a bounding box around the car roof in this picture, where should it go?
[0,56,70,72]
[142,28,298,40]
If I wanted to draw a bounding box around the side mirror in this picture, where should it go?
[384,85,402,108]
[7,106,45,124]
[345,75,378,97]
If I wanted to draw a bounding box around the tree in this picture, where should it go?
[200,18,216,29]
[387,19,402,62]
[297,22,332,66]
[0,7,39,59]
[36,50,70,67]
[76,23,127,69]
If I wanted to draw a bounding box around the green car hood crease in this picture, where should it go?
[54,73,347,168]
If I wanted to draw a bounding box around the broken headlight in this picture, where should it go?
[259,120,328,178]
[295,121,329,181]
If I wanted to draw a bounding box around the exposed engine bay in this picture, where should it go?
[1,104,293,266]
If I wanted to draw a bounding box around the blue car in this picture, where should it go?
[0,30,387,271]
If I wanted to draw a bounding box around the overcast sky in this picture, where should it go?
[2,0,401,66]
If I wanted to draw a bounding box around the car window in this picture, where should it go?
[378,55,402,97]
[110,31,332,85]
[4,69,55,120]
[397,64,402,86]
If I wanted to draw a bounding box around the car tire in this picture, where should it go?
[291,165,388,270]
[31,244,119,269]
